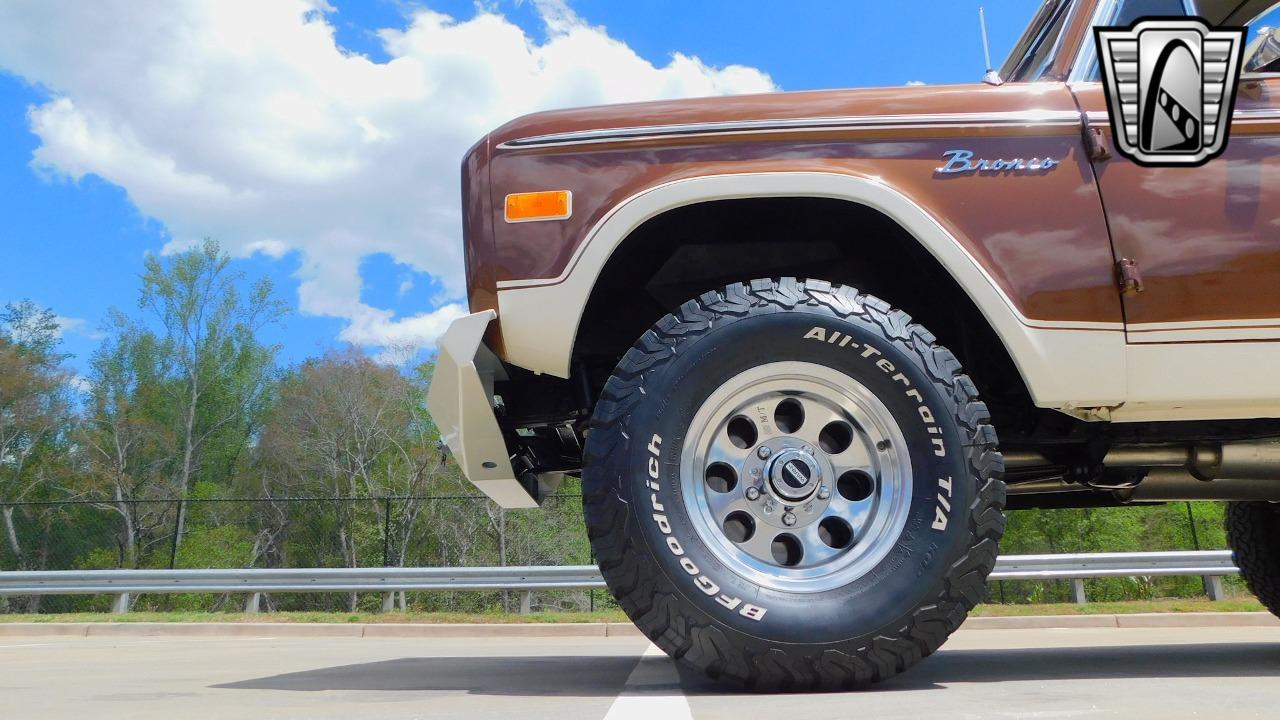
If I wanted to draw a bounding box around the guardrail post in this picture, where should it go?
[111,593,130,614]
[1070,579,1087,605]
[381,592,394,612]
[1205,575,1226,601]
[245,592,262,614]
[519,590,532,614]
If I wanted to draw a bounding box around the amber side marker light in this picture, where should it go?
[504,190,572,223]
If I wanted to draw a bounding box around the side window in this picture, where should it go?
[1112,0,1189,26]
[1078,0,1190,81]
[1245,3,1280,74]
[1250,5,1280,42]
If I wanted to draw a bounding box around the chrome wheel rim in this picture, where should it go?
[680,361,912,593]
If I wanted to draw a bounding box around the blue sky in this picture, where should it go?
[0,1,1039,376]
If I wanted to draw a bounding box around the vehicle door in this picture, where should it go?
[1072,0,1280,344]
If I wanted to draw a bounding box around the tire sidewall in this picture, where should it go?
[620,303,975,645]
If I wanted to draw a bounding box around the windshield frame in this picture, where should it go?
[999,0,1079,81]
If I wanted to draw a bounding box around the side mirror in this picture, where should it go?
[1245,26,1280,74]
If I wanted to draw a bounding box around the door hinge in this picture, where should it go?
[1084,126,1110,161]
[1117,258,1145,295]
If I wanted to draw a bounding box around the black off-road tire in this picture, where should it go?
[1226,501,1280,616]
[582,277,1005,690]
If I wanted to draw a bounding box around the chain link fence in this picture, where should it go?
[0,495,598,614]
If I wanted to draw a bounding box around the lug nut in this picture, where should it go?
[757,446,772,460]
[782,512,797,527]
[817,485,831,500]
[745,486,761,501]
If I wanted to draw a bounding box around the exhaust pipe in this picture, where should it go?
[1006,437,1280,502]
[1103,437,1280,480]
[1112,438,1280,501]
[1120,469,1280,502]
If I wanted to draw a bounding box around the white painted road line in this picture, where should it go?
[603,643,692,720]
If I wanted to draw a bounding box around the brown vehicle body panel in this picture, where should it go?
[475,83,1122,329]
[1074,81,1280,331]
[433,0,1280,512]
[461,0,1280,380]
[461,134,498,319]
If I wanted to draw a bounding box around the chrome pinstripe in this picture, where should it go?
[497,110,1085,149]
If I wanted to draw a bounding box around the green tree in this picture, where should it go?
[77,312,171,567]
[0,301,75,573]
[255,349,448,609]
[135,239,287,551]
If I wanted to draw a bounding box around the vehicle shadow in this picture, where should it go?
[214,655,646,697]
[214,642,1280,697]
[875,642,1280,692]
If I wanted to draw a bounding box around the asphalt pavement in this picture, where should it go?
[4,624,1280,719]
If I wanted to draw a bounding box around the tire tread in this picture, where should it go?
[582,277,1006,690]
[1226,502,1280,616]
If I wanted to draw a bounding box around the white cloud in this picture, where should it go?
[0,1,775,357]
[1,310,84,343]
[244,239,290,259]
[339,302,468,349]
[341,303,470,366]
[51,315,85,338]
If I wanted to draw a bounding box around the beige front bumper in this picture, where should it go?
[426,310,538,509]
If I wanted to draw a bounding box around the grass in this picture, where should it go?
[0,599,1265,624]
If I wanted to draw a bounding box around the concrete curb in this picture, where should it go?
[86,622,365,638]
[0,621,643,639]
[962,612,1280,630]
[962,614,1120,629]
[1114,612,1280,628]
[360,623,606,638]
[0,613,1276,638]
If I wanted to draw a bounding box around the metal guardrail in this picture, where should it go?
[0,565,608,595]
[0,551,1239,611]
[988,550,1237,603]
[989,550,1237,580]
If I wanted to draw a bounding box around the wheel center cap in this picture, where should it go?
[768,449,821,501]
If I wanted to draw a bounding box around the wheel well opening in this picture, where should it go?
[573,196,1037,431]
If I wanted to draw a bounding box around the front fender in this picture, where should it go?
[493,171,1126,410]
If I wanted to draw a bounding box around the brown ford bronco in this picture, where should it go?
[429,0,1280,689]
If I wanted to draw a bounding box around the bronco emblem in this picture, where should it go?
[935,149,1059,175]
